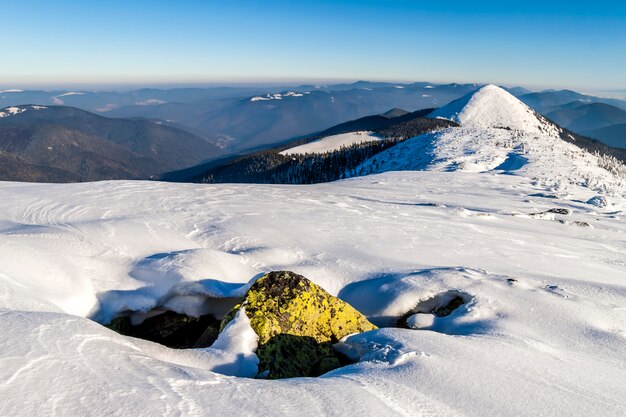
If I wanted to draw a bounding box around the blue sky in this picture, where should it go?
[2,0,625,90]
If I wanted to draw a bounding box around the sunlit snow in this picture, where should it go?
[1,84,625,417]
[280,131,382,155]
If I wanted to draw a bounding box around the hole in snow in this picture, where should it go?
[106,309,224,349]
[396,290,471,329]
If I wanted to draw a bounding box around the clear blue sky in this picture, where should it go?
[2,0,625,90]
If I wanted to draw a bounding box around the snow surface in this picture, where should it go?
[0,105,46,118]
[135,98,167,106]
[280,131,382,156]
[250,91,309,102]
[1,172,625,416]
[430,84,558,135]
[57,92,86,97]
[1,84,626,416]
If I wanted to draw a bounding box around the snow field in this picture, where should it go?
[280,131,382,156]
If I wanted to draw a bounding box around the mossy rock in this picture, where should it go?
[221,271,377,378]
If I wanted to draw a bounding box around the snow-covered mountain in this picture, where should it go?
[1,85,625,416]
[356,85,626,195]
[430,84,558,134]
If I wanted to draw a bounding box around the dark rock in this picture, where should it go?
[397,291,468,328]
[107,311,221,349]
[546,208,572,215]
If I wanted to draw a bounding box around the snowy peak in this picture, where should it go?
[430,85,557,135]
[356,86,626,195]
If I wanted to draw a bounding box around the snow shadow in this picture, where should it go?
[338,268,494,335]
[495,152,528,173]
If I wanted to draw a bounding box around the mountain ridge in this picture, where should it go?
[0,104,223,182]
[355,85,626,195]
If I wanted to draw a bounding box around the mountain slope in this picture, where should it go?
[168,83,480,152]
[582,123,626,149]
[0,105,223,181]
[0,148,80,182]
[181,111,455,184]
[546,102,626,132]
[519,89,626,113]
[357,85,626,195]
[430,84,557,135]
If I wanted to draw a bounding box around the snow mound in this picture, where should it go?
[203,307,259,377]
[280,131,382,156]
[430,84,558,135]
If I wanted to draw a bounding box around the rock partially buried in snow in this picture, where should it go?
[220,271,377,379]
[107,311,221,348]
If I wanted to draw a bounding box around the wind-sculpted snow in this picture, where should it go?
[0,172,625,416]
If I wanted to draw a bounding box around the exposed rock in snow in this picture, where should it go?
[107,310,222,348]
[220,271,376,379]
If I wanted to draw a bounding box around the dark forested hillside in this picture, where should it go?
[190,115,455,184]
[0,105,223,181]
[559,127,626,164]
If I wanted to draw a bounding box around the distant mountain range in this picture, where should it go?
[545,102,626,132]
[169,108,455,184]
[1,82,625,183]
[3,83,624,154]
[164,87,626,185]
[581,124,626,148]
[1,82,511,152]
[518,90,626,113]
[0,105,222,182]
[513,90,626,149]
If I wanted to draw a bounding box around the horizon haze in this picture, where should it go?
[2,0,625,91]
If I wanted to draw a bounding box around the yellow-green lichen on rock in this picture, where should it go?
[220,271,377,379]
